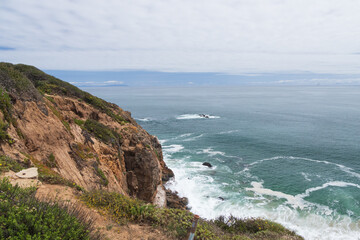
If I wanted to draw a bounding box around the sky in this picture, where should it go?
[1,0,360,85]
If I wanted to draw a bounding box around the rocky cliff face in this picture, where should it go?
[0,62,174,205]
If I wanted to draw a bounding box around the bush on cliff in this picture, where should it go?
[84,119,121,145]
[0,155,26,174]
[12,63,129,125]
[81,190,303,240]
[0,178,100,240]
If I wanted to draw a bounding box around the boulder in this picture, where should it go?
[166,189,189,210]
[202,162,212,168]
[15,167,38,179]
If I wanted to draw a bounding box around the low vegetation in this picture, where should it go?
[0,63,32,94]
[0,120,12,143]
[0,155,27,174]
[0,85,24,141]
[0,178,100,239]
[74,118,85,126]
[0,87,12,124]
[84,119,121,145]
[45,153,57,168]
[12,63,128,125]
[81,190,302,240]
[94,165,109,187]
[21,153,84,191]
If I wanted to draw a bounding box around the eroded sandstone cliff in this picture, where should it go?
[0,62,174,205]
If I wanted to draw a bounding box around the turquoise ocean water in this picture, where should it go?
[83,86,360,240]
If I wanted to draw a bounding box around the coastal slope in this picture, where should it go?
[0,62,303,240]
[0,62,173,205]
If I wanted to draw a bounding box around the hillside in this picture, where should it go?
[0,62,303,240]
[0,62,174,204]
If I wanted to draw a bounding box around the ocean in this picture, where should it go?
[83,86,360,240]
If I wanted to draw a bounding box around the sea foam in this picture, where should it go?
[163,148,360,240]
[176,114,220,120]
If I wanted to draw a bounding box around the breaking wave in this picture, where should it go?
[176,114,220,120]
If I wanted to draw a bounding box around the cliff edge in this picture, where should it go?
[0,62,174,205]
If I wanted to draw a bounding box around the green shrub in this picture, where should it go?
[14,64,84,98]
[74,118,85,126]
[14,64,128,124]
[45,95,56,104]
[0,155,25,174]
[82,190,194,238]
[94,166,109,186]
[0,87,24,141]
[0,63,32,93]
[0,119,12,143]
[45,153,57,168]
[84,119,121,145]
[0,178,100,239]
[2,63,129,132]
[24,153,69,185]
[0,87,12,123]
[213,215,291,235]
[81,190,303,240]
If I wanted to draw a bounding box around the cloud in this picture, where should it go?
[0,46,15,51]
[1,0,360,74]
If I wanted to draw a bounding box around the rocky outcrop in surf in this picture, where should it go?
[0,62,173,205]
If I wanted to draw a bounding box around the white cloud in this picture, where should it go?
[1,0,360,74]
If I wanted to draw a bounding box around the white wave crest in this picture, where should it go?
[183,134,204,142]
[179,133,193,138]
[297,181,360,199]
[301,172,312,182]
[136,117,152,122]
[176,114,220,120]
[197,147,226,157]
[246,182,306,209]
[247,156,360,180]
[246,180,360,209]
[163,144,184,153]
[219,130,239,134]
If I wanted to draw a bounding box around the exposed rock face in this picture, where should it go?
[0,62,173,204]
[166,189,189,210]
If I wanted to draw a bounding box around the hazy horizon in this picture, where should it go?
[2,0,360,82]
[44,69,360,87]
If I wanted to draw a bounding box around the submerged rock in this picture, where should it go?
[202,162,212,168]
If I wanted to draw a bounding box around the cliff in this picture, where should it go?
[0,62,174,205]
[0,62,305,240]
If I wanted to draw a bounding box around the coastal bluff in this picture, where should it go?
[0,62,174,205]
[0,62,303,240]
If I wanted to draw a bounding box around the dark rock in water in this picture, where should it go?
[218,197,225,201]
[202,162,212,168]
[166,190,188,210]
[161,167,174,182]
[199,114,210,118]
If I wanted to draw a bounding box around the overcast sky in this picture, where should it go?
[1,0,360,74]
